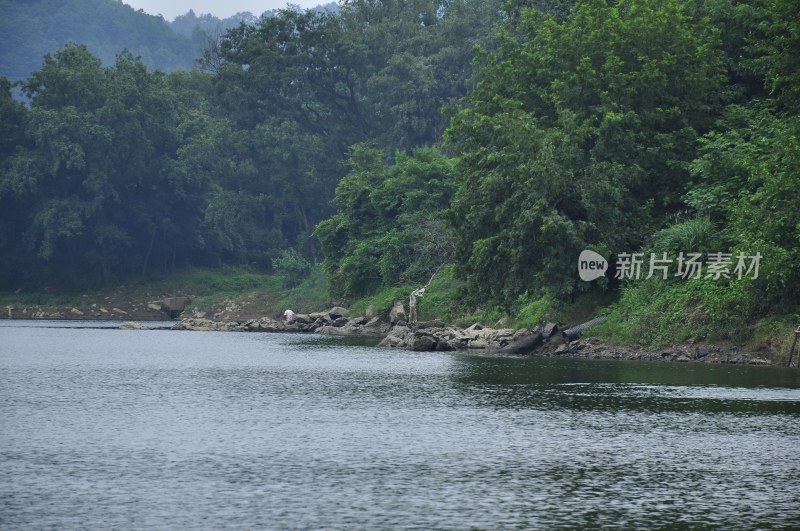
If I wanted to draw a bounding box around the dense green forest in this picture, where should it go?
[1,0,798,346]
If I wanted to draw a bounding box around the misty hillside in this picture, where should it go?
[0,0,198,81]
[0,0,338,82]
[170,3,339,37]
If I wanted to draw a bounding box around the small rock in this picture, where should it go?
[542,322,559,339]
[469,338,489,349]
[410,334,437,351]
[328,306,349,320]
[555,344,568,354]
[293,313,312,324]
[676,354,691,362]
[512,328,530,340]
[70,308,84,316]
[112,308,127,315]
[120,321,144,330]
[695,346,709,358]
[349,316,368,326]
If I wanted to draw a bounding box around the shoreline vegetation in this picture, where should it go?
[1,267,792,367]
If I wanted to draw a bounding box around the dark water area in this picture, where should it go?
[2,321,799,529]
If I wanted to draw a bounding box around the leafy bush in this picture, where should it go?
[647,217,718,257]
[272,248,312,287]
[513,291,555,330]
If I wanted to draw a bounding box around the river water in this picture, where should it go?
[1,320,799,529]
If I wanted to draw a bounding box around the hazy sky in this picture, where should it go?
[123,1,323,21]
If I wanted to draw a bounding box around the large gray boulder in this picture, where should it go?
[409,334,437,351]
[389,301,406,324]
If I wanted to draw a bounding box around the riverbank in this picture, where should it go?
[160,310,780,367]
[1,266,793,367]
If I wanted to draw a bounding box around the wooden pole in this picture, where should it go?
[788,328,800,368]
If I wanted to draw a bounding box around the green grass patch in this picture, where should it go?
[748,315,800,364]
[0,265,331,317]
[0,290,88,308]
[349,285,413,319]
[275,268,331,315]
[587,280,710,348]
[345,265,467,322]
[417,265,464,322]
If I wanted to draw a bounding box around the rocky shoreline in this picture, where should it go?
[4,298,779,366]
[160,307,777,367]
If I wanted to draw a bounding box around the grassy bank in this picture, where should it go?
[0,266,331,319]
[345,265,798,363]
[3,263,797,363]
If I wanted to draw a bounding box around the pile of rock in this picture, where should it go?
[171,306,390,337]
[171,318,246,332]
[378,321,553,352]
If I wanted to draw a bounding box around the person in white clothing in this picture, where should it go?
[283,309,295,322]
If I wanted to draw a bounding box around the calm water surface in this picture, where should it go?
[2,320,799,529]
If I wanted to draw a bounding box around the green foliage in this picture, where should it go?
[591,280,712,348]
[415,265,464,322]
[276,266,330,314]
[1,45,214,284]
[647,217,718,257]
[739,0,800,113]
[146,266,274,297]
[446,0,726,307]
[348,286,413,321]
[687,102,800,313]
[317,145,456,300]
[1,1,504,289]
[272,248,313,287]
[514,292,556,330]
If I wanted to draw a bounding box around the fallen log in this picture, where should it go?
[497,332,543,355]
[561,315,608,342]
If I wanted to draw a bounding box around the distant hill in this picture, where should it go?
[0,0,339,83]
[170,10,262,38]
[169,3,340,39]
[0,0,199,81]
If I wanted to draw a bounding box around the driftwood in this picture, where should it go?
[498,332,543,355]
[561,315,608,342]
